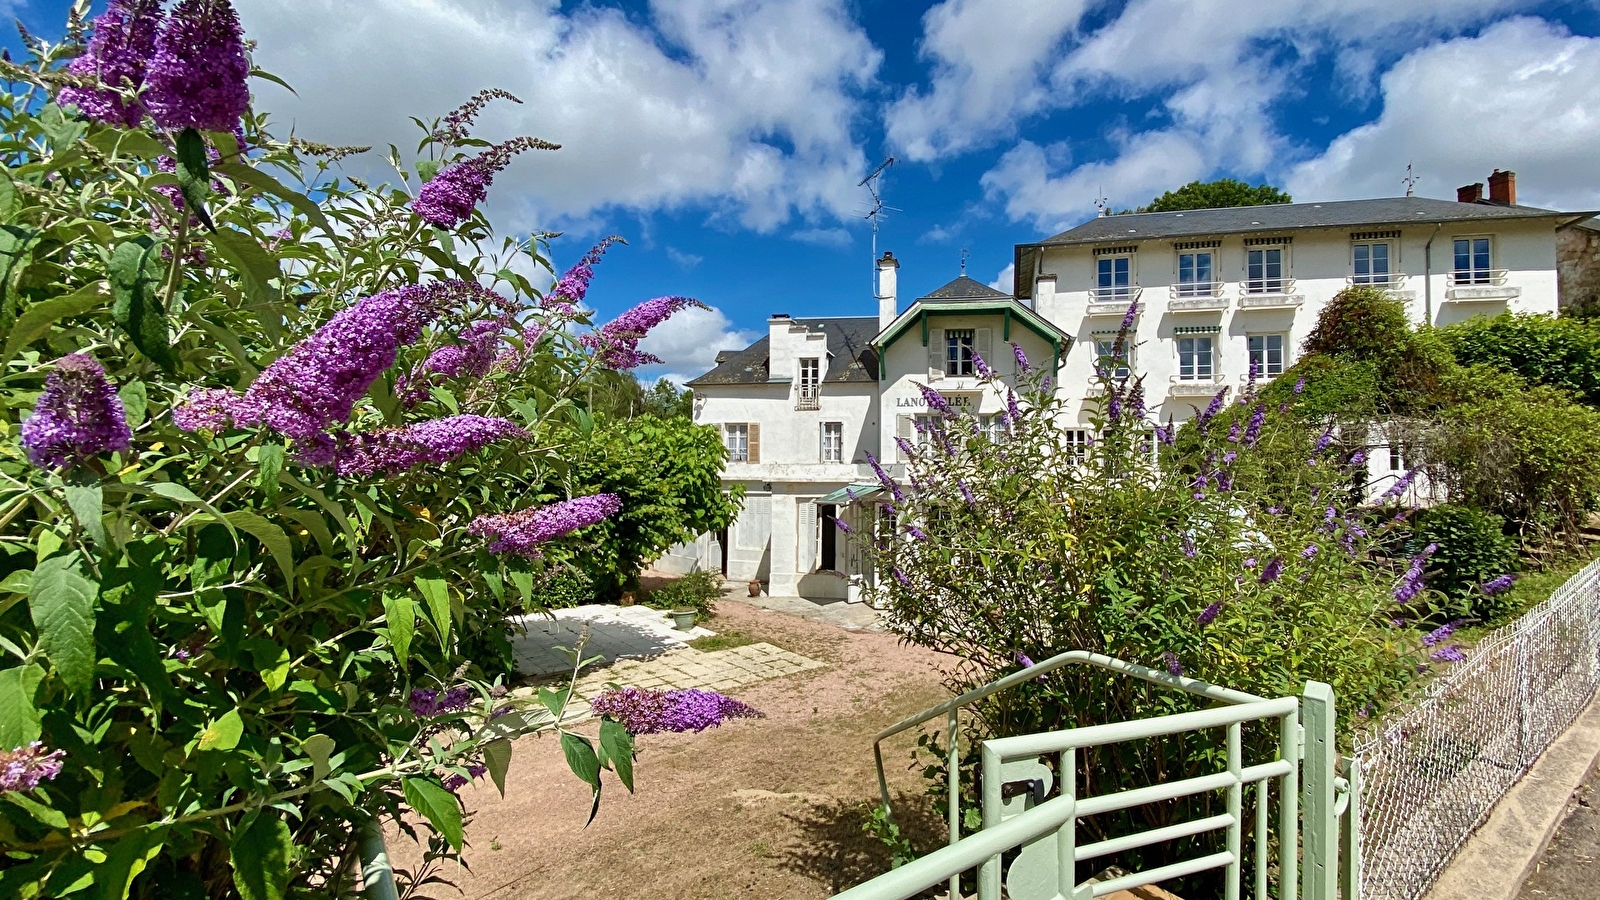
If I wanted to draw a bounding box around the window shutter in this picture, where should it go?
[818,422,826,463]
[896,416,913,461]
[976,327,993,366]
[928,329,944,380]
[798,501,817,573]
[747,422,761,463]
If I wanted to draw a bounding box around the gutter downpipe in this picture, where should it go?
[1423,223,1443,326]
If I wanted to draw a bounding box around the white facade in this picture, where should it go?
[677,183,1593,599]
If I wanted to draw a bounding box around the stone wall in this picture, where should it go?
[1558,224,1600,315]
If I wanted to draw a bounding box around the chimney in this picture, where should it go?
[876,251,900,329]
[1457,182,1484,203]
[1488,169,1516,206]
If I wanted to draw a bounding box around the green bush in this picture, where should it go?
[646,570,722,620]
[1439,313,1600,406]
[1405,505,1518,618]
[537,568,596,610]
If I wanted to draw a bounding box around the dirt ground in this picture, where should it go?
[1516,759,1600,899]
[396,598,956,900]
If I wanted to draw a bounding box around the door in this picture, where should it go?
[819,504,838,571]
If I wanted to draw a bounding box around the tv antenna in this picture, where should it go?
[1402,162,1418,197]
[859,156,897,292]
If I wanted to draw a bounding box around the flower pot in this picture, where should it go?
[671,610,697,631]
[619,590,636,607]
[748,579,761,597]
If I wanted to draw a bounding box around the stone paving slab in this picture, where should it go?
[508,604,713,678]
[570,642,825,696]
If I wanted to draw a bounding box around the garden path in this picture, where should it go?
[507,604,715,677]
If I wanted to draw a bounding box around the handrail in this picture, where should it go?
[871,650,1265,831]
[1242,277,1296,295]
[1171,281,1226,299]
[1446,267,1509,287]
[1346,273,1407,287]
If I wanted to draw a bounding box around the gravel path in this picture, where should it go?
[395,598,954,900]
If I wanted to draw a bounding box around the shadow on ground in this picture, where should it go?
[777,791,951,895]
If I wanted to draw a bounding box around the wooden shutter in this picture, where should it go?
[798,501,817,573]
[896,415,913,461]
[818,422,826,463]
[928,329,944,380]
[976,327,993,371]
[747,422,760,463]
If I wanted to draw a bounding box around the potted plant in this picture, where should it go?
[670,608,698,631]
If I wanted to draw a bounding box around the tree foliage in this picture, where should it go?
[1126,178,1291,214]
[1439,312,1600,407]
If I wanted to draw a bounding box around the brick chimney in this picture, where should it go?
[1488,169,1517,206]
[1457,182,1484,203]
[876,251,900,329]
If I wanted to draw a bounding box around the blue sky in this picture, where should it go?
[8,0,1600,382]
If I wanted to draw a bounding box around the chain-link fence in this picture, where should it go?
[1353,557,1600,900]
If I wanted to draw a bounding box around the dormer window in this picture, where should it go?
[797,357,820,409]
[945,329,975,376]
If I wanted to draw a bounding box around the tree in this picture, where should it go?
[642,378,693,419]
[1126,179,1291,214]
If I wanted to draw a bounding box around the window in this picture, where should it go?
[1453,237,1492,284]
[1388,443,1407,471]
[979,414,1006,443]
[797,358,820,408]
[1094,339,1132,380]
[1245,247,1285,293]
[1352,242,1392,285]
[945,329,975,376]
[1176,251,1215,296]
[820,421,843,463]
[1247,334,1286,378]
[1064,429,1092,463]
[724,423,758,462]
[914,414,940,450]
[1096,255,1134,299]
[1178,337,1214,380]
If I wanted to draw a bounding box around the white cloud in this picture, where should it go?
[236,0,880,234]
[1287,18,1600,209]
[635,305,759,384]
[919,224,952,244]
[987,262,1014,294]
[790,226,854,247]
[666,247,703,270]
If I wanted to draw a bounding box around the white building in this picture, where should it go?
[674,171,1596,599]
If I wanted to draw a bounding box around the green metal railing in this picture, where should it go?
[853,651,1359,900]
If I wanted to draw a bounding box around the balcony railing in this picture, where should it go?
[1237,293,1304,309]
[795,385,820,410]
[1168,375,1227,398]
[1168,281,1229,311]
[1170,280,1224,299]
[1447,268,1509,287]
[1241,277,1297,296]
[1346,272,1408,288]
[1087,286,1142,316]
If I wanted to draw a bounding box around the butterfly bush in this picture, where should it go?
[144,0,250,132]
[20,354,133,469]
[58,0,163,128]
[469,493,624,558]
[0,743,67,793]
[589,687,763,734]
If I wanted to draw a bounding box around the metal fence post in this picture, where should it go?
[1301,682,1338,900]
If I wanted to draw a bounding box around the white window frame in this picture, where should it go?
[1064,429,1092,463]
[1247,334,1286,379]
[1096,254,1135,300]
[797,357,821,409]
[1176,251,1215,296]
[1094,338,1133,381]
[820,421,844,463]
[1244,245,1287,294]
[914,414,940,450]
[724,423,749,462]
[1452,236,1493,285]
[1177,337,1215,381]
[945,329,975,376]
[1351,241,1393,286]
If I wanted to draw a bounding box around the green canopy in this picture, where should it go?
[817,483,883,505]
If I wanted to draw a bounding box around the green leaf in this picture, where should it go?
[0,280,107,368]
[6,791,68,829]
[109,237,175,371]
[28,552,98,691]
[216,510,295,595]
[231,810,293,900]
[256,443,284,503]
[212,162,336,236]
[381,592,415,668]
[174,128,215,231]
[416,574,449,648]
[482,738,512,798]
[537,687,565,720]
[63,478,106,547]
[92,827,166,900]
[600,719,635,793]
[0,224,43,335]
[402,776,464,851]
[117,379,148,428]
[561,732,601,790]
[301,734,335,784]
[208,227,281,305]
[197,709,244,751]
[0,168,15,220]
[0,664,45,748]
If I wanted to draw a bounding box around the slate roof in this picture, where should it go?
[686,316,881,386]
[1025,197,1587,248]
[917,274,1011,301]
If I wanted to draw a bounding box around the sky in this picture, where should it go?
[8,0,1600,383]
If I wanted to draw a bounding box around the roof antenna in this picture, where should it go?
[859,156,898,296]
[959,247,969,276]
[1403,162,1418,198]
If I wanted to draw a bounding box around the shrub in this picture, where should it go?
[1292,286,1456,415]
[537,568,596,609]
[646,570,722,620]
[1404,505,1518,618]
[1439,313,1600,406]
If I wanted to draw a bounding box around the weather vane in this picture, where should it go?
[1403,162,1418,198]
[960,247,969,275]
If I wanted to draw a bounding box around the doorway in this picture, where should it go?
[819,504,838,571]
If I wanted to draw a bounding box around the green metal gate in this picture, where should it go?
[842,651,1361,900]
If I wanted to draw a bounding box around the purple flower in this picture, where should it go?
[412,136,558,229]
[893,567,911,588]
[1012,343,1032,374]
[1182,535,1197,558]
[1222,451,1237,465]
[894,437,916,461]
[1423,619,1466,647]
[1156,423,1175,445]
[905,525,928,542]
[865,452,905,502]
[1481,574,1516,596]
[1379,468,1421,503]
[1244,405,1266,447]
[58,0,163,128]
[1107,395,1122,422]
[0,742,66,793]
[1393,550,1434,603]
[468,493,622,558]
[1243,558,1258,569]
[21,354,133,470]
[409,687,473,717]
[958,480,977,506]
[1006,390,1022,426]
[442,763,488,793]
[1430,646,1466,663]
[1014,651,1035,669]
[918,385,952,416]
[329,415,526,476]
[584,296,708,370]
[1119,299,1140,332]
[835,518,851,534]
[398,319,507,404]
[590,687,762,735]
[546,236,623,310]
[973,353,994,379]
[144,0,249,132]
[1196,389,1227,431]
[1314,429,1334,453]
[1259,558,1284,584]
[1349,450,1367,466]
[1227,421,1241,443]
[1301,545,1319,560]
[1293,376,1305,396]
[1161,650,1183,677]
[1198,600,1223,626]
